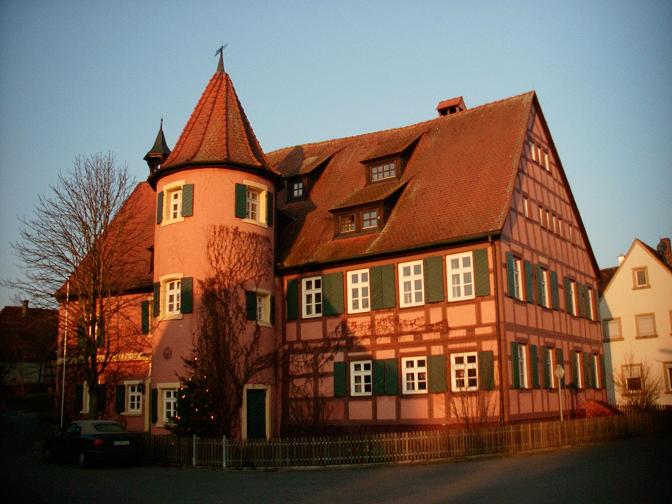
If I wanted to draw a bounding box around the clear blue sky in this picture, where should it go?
[1,0,671,307]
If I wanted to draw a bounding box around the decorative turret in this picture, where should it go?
[144,118,171,175]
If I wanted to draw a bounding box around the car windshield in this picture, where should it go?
[93,423,125,433]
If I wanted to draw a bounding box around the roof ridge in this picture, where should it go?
[267,91,535,156]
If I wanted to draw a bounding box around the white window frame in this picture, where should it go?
[632,267,649,289]
[161,273,184,320]
[250,288,272,326]
[587,287,595,320]
[545,348,556,389]
[350,360,373,397]
[158,382,180,425]
[512,256,523,301]
[446,252,475,302]
[517,344,528,389]
[301,276,322,318]
[125,381,143,415]
[539,267,550,308]
[347,269,370,314]
[574,352,583,388]
[370,162,396,182]
[243,179,269,227]
[523,196,529,217]
[593,354,601,389]
[398,260,424,308]
[292,181,304,198]
[401,356,428,394]
[451,352,478,391]
[161,180,186,226]
[568,280,578,316]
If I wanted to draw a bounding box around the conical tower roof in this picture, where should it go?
[143,118,171,162]
[151,57,274,183]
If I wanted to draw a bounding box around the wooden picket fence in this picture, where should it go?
[144,409,670,469]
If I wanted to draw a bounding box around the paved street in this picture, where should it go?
[2,409,670,504]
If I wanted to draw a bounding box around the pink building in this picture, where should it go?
[62,56,605,438]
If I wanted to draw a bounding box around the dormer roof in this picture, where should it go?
[149,60,276,185]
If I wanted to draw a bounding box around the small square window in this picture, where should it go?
[451,352,478,391]
[635,313,656,338]
[370,162,396,182]
[302,277,322,318]
[632,268,649,289]
[402,356,427,394]
[602,318,622,341]
[362,209,379,230]
[350,361,372,396]
[339,214,356,234]
[292,181,305,199]
[399,261,424,307]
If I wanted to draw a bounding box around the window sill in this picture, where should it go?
[161,217,185,227]
[161,313,183,322]
[635,334,658,339]
[301,314,322,320]
[399,303,425,310]
[401,390,428,396]
[350,394,373,398]
[604,337,624,342]
[256,320,272,328]
[122,412,142,417]
[242,218,268,229]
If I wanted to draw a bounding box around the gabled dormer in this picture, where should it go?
[360,131,423,185]
[277,149,337,203]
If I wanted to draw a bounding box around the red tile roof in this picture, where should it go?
[268,92,535,269]
[154,67,273,179]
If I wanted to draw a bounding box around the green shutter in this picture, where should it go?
[75,384,84,413]
[524,260,534,303]
[180,277,193,314]
[556,348,565,386]
[322,272,344,316]
[270,296,275,325]
[384,359,399,395]
[478,351,494,390]
[535,264,544,306]
[151,389,158,423]
[474,248,490,297]
[373,360,386,395]
[286,279,299,320]
[153,282,160,317]
[428,355,447,393]
[530,344,539,388]
[371,264,395,310]
[266,192,274,226]
[423,256,444,303]
[333,362,347,397]
[511,342,521,389]
[181,184,194,217]
[156,191,164,224]
[115,385,125,413]
[141,301,150,334]
[564,277,573,315]
[506,252,516,297]
[571,352,580,388]
[550,271,559,310]
[235,183,247,218]
[542,348,552,389]
[246,291,257,321]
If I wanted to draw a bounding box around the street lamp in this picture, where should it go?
[555,364,565,422]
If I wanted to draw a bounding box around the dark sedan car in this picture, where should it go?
[45,420,141,466]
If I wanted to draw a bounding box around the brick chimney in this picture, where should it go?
[656,237,672,267]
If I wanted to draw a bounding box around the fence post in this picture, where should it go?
[192,434,197,467]
[222,435,227,469]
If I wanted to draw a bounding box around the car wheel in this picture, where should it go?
[78,451,88,467]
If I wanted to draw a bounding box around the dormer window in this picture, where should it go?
[370,162,396,182]
[336,207,382,236]
[292,181,305,198]
[362,209,379,229]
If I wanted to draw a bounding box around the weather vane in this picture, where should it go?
[215,43,228,71]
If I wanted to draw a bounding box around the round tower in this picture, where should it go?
[145,54,280,437]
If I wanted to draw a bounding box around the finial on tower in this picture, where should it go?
[215,43,228,73]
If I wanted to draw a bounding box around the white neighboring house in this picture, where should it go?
[600,238,672,406]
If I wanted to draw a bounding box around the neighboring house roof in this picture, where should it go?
[149,59,275,183]
[599,238,672,295]
[599,267,618,293]
[0,305,57,363]
[268,92,535,269]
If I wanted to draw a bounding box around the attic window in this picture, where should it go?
[339,214,356,234]
[292,181,305,198]
[336,206,382,237]
[371,162,396,182]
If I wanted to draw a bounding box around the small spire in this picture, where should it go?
[215,43,228,73]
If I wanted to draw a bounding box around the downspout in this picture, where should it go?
[490,237,506,425]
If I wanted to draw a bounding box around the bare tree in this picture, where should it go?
[6,153,145,418]
[612,355,663,409]
[184,225,275,437]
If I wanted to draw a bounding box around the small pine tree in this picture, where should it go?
[168,352,221,437]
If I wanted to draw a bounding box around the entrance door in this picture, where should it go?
[246,388,267,440]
